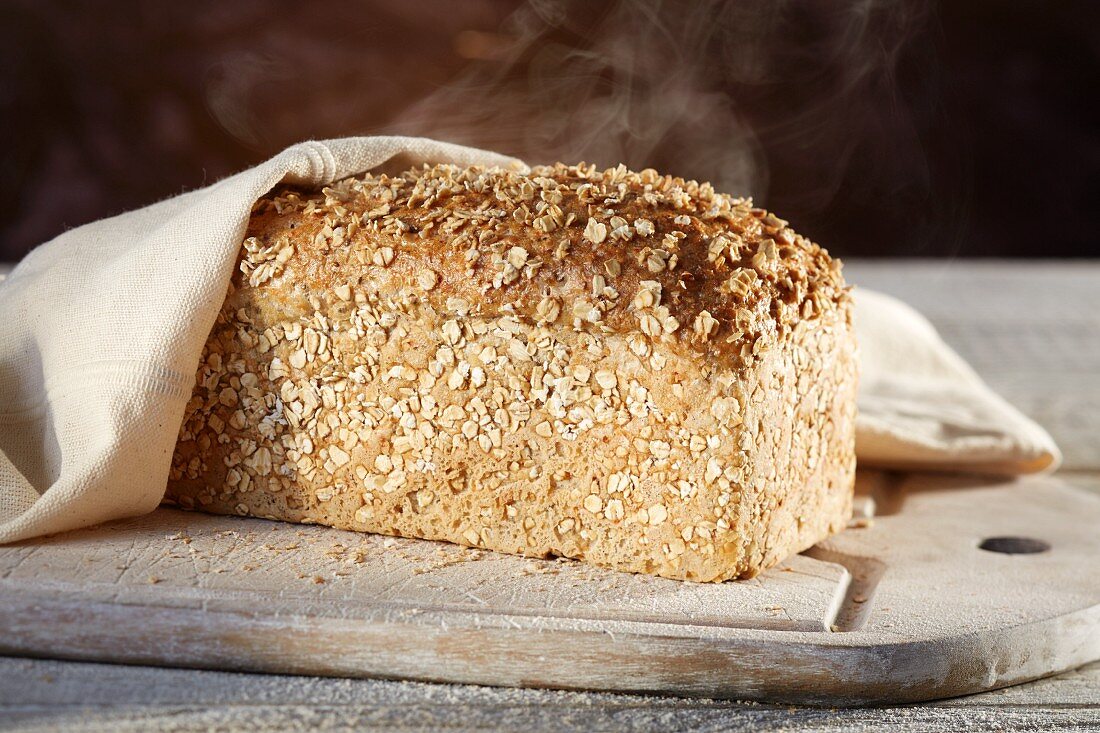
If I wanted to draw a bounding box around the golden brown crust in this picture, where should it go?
[242,162,847,363]
[166,162,856,582]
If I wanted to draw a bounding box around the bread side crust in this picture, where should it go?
[735,305,857,577]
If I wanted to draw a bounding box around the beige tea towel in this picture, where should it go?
[0,137,1061,544]
[853,289,1059,474]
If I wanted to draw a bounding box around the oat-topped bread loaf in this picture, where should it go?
[167,162,857,582]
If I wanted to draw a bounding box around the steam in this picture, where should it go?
[387,0,930,210]
[206,50,294,149]
[390,0,765,194]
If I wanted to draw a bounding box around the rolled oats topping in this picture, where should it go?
[168,160,856,583]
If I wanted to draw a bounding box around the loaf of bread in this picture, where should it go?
[166,161,857,582]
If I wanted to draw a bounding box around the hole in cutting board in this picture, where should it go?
[978,536,1051,554]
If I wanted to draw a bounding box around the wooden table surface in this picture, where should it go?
[2,260,1098,731]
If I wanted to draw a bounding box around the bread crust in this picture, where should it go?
[167,162,856,581]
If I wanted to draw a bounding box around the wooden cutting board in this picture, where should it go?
[1,471,1098,705]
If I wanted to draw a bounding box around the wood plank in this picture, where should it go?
[0,508,849,633]
[1,656,1099,732]
[3,474,1100,705]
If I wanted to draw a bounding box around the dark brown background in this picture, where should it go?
[1,0,1097,262]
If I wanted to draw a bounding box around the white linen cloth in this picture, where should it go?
[0,137,1060,544]
[853,289,1059,474]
